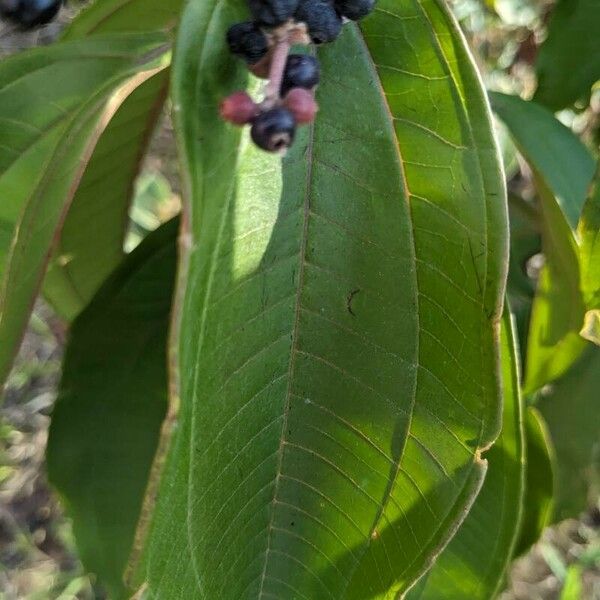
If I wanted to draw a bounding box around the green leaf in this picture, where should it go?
[490,92,595,228]
[515,407,554,556]
[405,310,525,600]
[538,346,600,520]
[43,69,170,320]
[489,93,593,392]
[534,0,600,111]
[523,177,587,393]
[46,218,178,599]
[132,0,509,597]
[0,33,169,387]
[578,177,600,345]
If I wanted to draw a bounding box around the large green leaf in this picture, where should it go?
[47,219,178,599]
[578,177,600,345]
[405,311,525,600]
[43,70,170,320]
[490,93,593,392]
[534,0,600,111]
[537,346,600,521]
[0,33,169,387]
[514,407,554,556]
[131,0,509,597]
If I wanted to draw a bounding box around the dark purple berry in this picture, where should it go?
[294,0,343,44]
[0,0,61,29]
[334,0,375,20]
[281,54,320,97]
[226,21,269,65]
[248,0,299,27]
[251,108,296,153]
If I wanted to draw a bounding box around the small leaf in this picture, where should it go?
[537,346,600,521]
[515,407,554,556]
[132,0,509,597]
[534,0,600,111]
[47,219,178,599]
[405,310,525,600]
[560,565,584,600]
[0,33,169,386]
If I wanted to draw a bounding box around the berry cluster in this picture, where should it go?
[0,0,62,29]
[220,0,375,153]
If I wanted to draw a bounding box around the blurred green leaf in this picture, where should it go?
[43,70,170,320]
[47,219,178,599]
[131,0,509,597]
[0,33,169,388]
[578,177,600,345]
[515,407,554,556]
[534,0,600,111]
[406,311,525,600]
[538,346,600,520]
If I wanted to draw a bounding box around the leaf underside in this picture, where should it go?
[133,0,508,598]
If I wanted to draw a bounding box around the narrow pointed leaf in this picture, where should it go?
[0,33,169,386]
[534,0,600,111]
[47,219,178,599]
[133,0,509,597]
[523,178,586,393]
[490,93,592,391]
[406,310,525,600]
[43,70,170,320]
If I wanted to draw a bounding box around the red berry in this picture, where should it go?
[219,91,258,125]
[283,88,318,124]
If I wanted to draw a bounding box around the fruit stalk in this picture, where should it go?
[263,35,291,106]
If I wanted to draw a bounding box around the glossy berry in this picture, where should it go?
[294,0,343,44]
[226,21,269,65]
[334,0,375,20]
[251,107,296,153]
[248,0,299,27]
[283,88,318,124]
[281,54,320,97]
[0,0,61,29]
[220,92,259,125]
